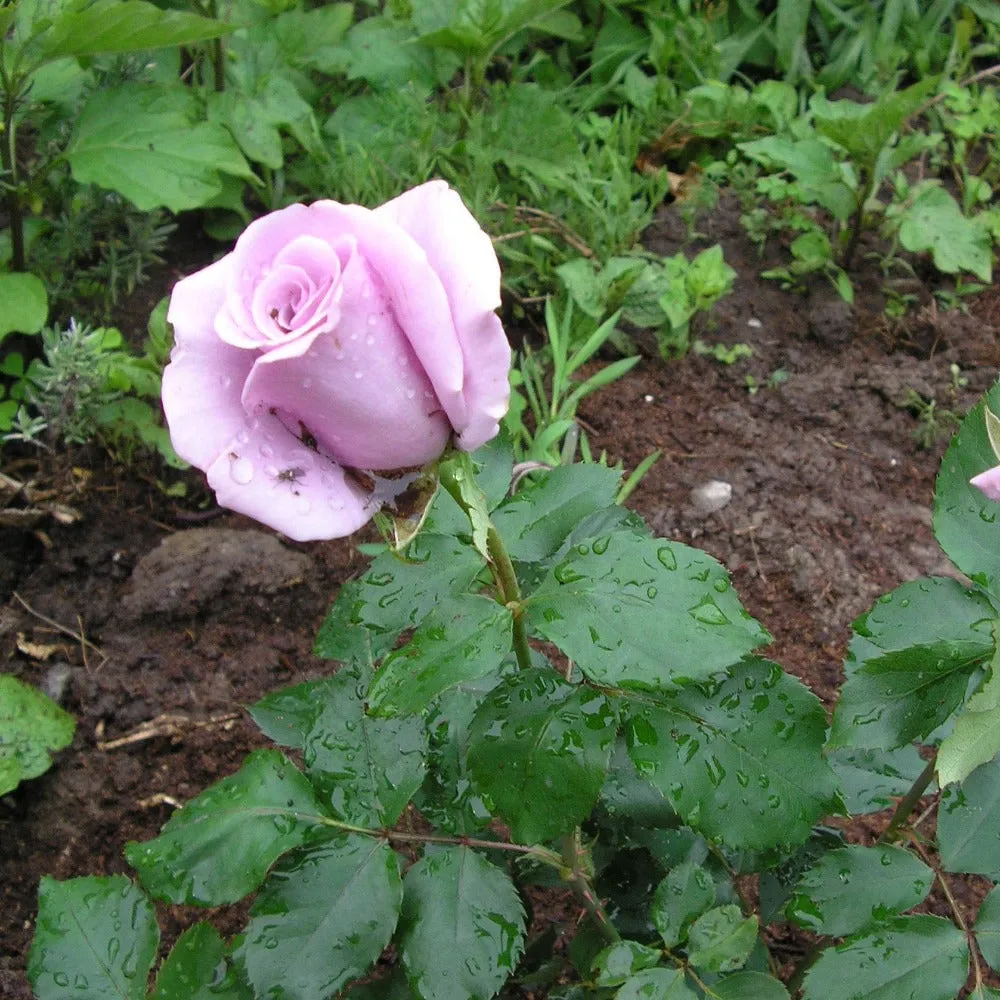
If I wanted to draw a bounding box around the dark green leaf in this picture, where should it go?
[615,968,696,999]
[801,916,968,1000]
[826,745,928,815]
[314,580,395,664]
[304,666,426,826]
[491,464,621,563]
[935,383,1000,592]
[686,905,757,974]
[315,534,485,661]
[151,923,248,1000]
[829,577,995,750]
[787,845,932,936]
[898,185,992,281]
[651,862,715,948]
[0,272,48,341]
[592,941,661,987]
[240,836,402,1000]
[939,756,1000,876]
[250,679,329,750]
[466,669,617,844]
[28,875,158,1000]
[712,972,789,1000]
[367,595,512,717]
[974,885,1000,971]
[600,738,678,828]
[398,846,525,1000]
[624,659,839,850]
[0,674,75,794]
[126,749,325,905]
[531,534,770,690]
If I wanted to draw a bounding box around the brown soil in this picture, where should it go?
[3,194,1000,998]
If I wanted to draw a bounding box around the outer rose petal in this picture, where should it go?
[972,466,1000,502]
[205,411,371,542]
[376,180,511,450]
[163,256,255,470]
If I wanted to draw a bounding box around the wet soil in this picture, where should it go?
[2,193,999,998]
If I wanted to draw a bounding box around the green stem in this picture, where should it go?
[2,89,23,272]
[486,525,533,671]
[877,755,937,845]
[560,830,620,946]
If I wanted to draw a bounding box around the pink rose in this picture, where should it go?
[162,181,511,541]
[972,466,1000,502]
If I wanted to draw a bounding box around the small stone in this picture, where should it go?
[690,480,733,514]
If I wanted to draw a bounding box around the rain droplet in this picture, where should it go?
[366,314,378,327]
[259,443,274,458]
[220,375,232,389]
[354,371,364,379]
[406,388,416,399]
[657,546,677,570]
[302,377,313,389]
[365,334,376,345]
[230,457,255,484]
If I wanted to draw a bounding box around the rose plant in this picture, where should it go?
[26,187,1000,1000]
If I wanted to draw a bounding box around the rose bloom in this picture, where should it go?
[162,181,511,541]
[972,466,1000,501]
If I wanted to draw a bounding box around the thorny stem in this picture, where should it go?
[877,756,937,844]
[486,524,533,671]
[560,830,620,946]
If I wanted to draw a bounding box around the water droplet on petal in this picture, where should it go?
[354,371,363,379]
[406,388,416,399]
[302,377,312,389]
[220,375,232,389]
[366,314,378,327]
[230,457,255,484]
[365,335,375,346]
[259,443,274,458]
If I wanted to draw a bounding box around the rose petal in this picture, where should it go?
[163,256,256,470]
[241,251,451,470]
[376,180,511,449]
[205,412,371,542]
[972,466,1000,502]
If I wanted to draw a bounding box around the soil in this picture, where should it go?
[3,192,1000,998]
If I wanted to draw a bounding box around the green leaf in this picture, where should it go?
[712,972,790,1000]
[151,923,247,1000]
[315,533,485,661]
[0,674,75,794]
[125,749,326,905]
[531,533,770,690]
[686,905,757,974]
[0,272,48,342]
[616,969,696,999]
[28,875,159,1000]
[249,679,328,750]
[935,384,1000,592]
[592,941,662,987]
[66,84,251,213]
[367,594,512,717]
[939,756,1000,876]
[304,665,426,826]
[829,577,995,750]
[826,745,927,815]
[491,464,622,563]
[397,846,525,1000]
[466,669,617,844]
[938,648,1000,786]
[787,845,932,936]
[31,0,234,65]
[651,862,715,948]
[801,916,968,1000]
[899,185,992,281]
[240,836,402,1000]
[974,885,1000,971]
[624,659,839,850]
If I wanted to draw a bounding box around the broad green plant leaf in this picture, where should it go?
[314,533,485,661]
[491,464,621,563]
[29,875,158,1000]
[787,845,932,936]
[616,969,696,999]
[592,940,661,987]
[125,749,325,905]
[713,972,790,1000]
[939,756,1000,876]
[935,384,1000,593]
[466,669,617,844]
[150,923,247,1000]
[686,905,757,974]
[938,646,1000,786]
[0,674,75,794]
[250,678,329,750]
[66,85,251,213]
[624,659,839,850]
[240,836,402,1000]
[304,665,426,826]
[800,916,968,1000]
[829,577,995,750]
[898,185,992,282]
[397,846,525,1000]
[530,533,770,691]
[0,272,48,342]
[651,862,715,948]
[367,594,512,717]
[975,885,1000,971]
[826,745,928,815]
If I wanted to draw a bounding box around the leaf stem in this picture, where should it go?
[560,830,620,945]
[486,524,533,671]
[877,755,937,844]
